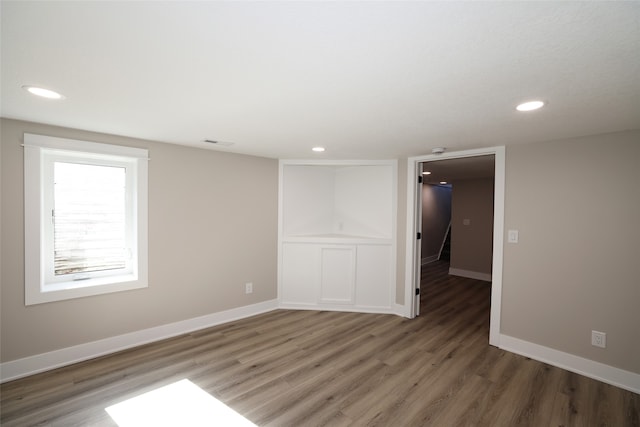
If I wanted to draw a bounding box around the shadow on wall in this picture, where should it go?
[421,184,452,264]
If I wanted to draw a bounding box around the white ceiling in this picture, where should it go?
[2,1,639,160]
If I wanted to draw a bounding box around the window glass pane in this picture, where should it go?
[53,162,127,275]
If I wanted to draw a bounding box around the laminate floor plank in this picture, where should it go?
[428,373,495,427]
[339,348,437,422]
[548,390,574,427]
[2,260,638,426]
[370,331,490,426]
[260,358,385,427]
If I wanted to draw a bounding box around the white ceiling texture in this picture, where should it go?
[2,1,639,160]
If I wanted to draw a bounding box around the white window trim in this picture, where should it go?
[24,133,149,305]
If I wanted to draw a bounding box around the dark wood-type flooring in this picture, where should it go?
[1,261,638,426]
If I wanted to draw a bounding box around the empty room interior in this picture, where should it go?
[1,2,639,426]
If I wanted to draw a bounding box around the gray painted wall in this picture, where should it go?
[2,117,638,376]
[450,178,494,275]
[502,130,640,374]
[399,130,640,375]
[1,118,279,362]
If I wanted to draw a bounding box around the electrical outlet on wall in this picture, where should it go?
[591,330,606,348]
[245,282,253,294]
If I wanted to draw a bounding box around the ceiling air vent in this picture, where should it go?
[203,139,234,147]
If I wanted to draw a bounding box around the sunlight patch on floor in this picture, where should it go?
[105,379,256,427]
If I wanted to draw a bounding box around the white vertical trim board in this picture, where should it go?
[489,147,506,347]
[0,300,278,384]
[500,334,640,394]
[404,159,422,317]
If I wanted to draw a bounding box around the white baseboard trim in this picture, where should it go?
[499,334,640,394]
[0,299,279,384]
[449,267,492,282]
[421,254,439,265]
[278,302,397,316]
[10,302,635,395]
[394,303,410,318]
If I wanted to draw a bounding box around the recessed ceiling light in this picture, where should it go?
[22,85,64,100]
[516,100,544,112]
[422,171,432,175]
[312,147,325,152]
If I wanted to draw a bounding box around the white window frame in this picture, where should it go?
[24,133,149,305]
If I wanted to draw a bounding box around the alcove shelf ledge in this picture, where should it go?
[282,234,393,245]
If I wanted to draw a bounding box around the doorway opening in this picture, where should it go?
[405,147,505,346]
[418,155,494,337]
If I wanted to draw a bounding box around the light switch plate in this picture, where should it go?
[508,229,519,243]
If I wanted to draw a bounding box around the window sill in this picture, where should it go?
[43,273,138,292]
[26,275,147,306]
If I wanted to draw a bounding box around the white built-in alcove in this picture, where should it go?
[278,160,397,313]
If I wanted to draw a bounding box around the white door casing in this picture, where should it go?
[414,161,424,317]
[405,146,505,347]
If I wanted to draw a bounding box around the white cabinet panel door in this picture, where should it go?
[356,245,392,308]
[319,246,356,304]
[280,243,318,304]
